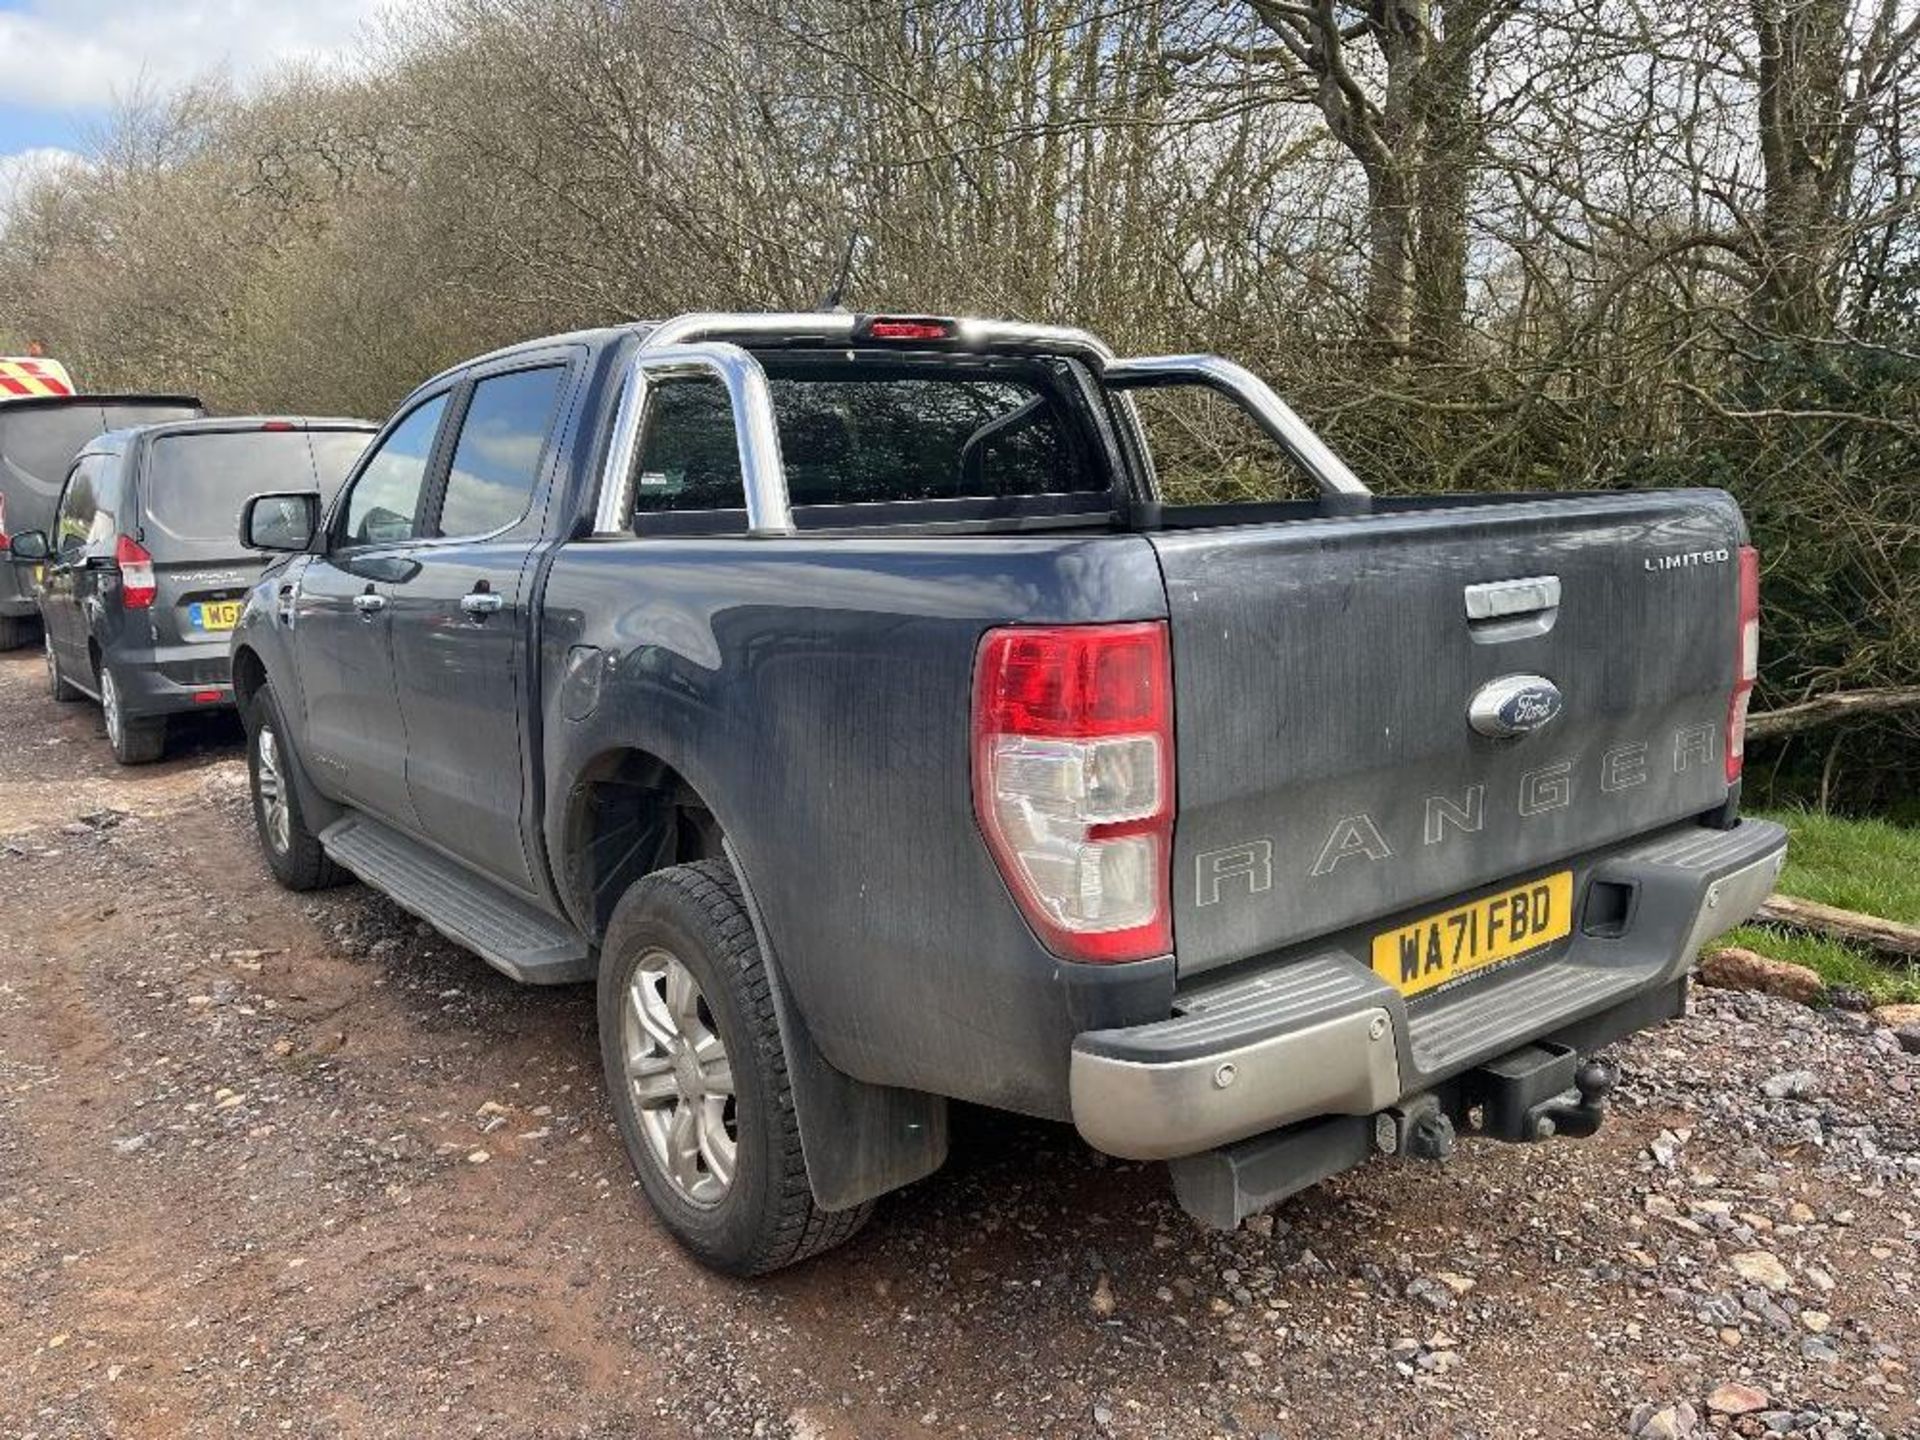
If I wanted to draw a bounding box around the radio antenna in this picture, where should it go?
[819,230,863,311]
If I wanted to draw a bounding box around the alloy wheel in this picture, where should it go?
[100,668,122,749]
[255,723,291,854]
[621,948,737,1206]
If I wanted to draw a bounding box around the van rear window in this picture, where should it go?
[144,430,368,552]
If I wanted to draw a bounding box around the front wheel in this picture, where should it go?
[598,860,871,1275]
[46,634,82,702]
[245,688,344,891]
[100,665,165,764]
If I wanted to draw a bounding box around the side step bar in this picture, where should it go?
[320,813,593,985]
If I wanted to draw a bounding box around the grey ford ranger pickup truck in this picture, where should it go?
[230,311,1786,1274]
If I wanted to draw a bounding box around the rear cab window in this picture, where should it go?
[140,428,372,557]
[436,366,566,539]
[632,352,1110,526]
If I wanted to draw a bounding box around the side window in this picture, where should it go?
[631,379,746,516]
[54,457,103,560]
[338,394,449,548]
[436,366,566,538]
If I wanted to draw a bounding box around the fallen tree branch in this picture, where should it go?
[1754,894,1920,960]
[1746,686,1920,741]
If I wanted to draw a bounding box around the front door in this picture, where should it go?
[387,358,572,897]
[293,392,451,827]
[42,453,117,683]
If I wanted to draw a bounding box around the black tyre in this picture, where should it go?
[0,615,34,651]
[45,633,82,702]
[99,664,165,765]
[245,687,345,891]
[598,859,871,1275]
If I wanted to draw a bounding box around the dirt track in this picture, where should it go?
[2,645,1917,1440]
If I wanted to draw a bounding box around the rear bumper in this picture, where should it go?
[1070,818,1787,1161]
[109,644,235,717]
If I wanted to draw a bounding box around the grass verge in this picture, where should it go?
[1719,807,1920,1006]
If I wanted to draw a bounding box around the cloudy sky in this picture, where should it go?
[0,0,397,210]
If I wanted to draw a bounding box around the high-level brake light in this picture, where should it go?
[860,316,957,342]
[115,535,156,609]
[1726,545,1760,784]
[972,622,1174,963]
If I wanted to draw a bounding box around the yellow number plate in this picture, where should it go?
[1371,871,1573,999]
[190,600,243,631]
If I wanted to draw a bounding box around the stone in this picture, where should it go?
[1760,1069,1821,1100]
[1706,1381,1769,1415]
[1632,1402,1696,1438]
[1801,1335,1840,1365]
[1730,1251,1792,1293]
[1871,1002,1920,1028]
[1090,1273,1116,1318]
[1801,1310,1831,1333]
[1896,1026,1920,1057]
[1698,948,1824,1004]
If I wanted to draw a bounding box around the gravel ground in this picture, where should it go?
[1,646,1917,1440]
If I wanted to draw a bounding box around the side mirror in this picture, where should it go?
[5,530,49,562]
[241,492,319,553]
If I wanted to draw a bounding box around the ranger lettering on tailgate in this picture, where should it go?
[1195,719,1719,906]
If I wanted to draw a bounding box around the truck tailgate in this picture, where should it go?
[1152,489,1748,977]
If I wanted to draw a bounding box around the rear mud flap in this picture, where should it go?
[725,840,948,1211]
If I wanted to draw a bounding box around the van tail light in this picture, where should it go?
[115,534,157,609]
[1725,545,1760,783]
[972,622,1174,963]
[0,492,9,551]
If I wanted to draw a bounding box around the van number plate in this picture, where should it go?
[1371,871,1573,999]
[188,600,243,631]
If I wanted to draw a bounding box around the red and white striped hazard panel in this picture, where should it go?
[0,357,76,399]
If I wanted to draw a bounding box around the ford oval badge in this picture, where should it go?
[1468,675,1563,737]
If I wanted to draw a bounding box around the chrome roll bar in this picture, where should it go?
[1102,354,1372,508]
[593,341,793,537]
[592,316,1371,536]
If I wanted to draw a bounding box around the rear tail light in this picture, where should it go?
[972,622,1174,963]
[1725,545,1760,783]
[0,492,9,551]
[115,534,157,609]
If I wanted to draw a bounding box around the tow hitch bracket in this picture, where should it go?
[1472,1042,1616,1142]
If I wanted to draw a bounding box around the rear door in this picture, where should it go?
[387,356,572,896]
[293,396,452,828]
[1150,491,1747,977]
[135,425,376,661]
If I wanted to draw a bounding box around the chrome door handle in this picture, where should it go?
[352,591,387,617]
[460,590,505,617]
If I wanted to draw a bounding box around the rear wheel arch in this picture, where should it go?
[560,746,728,942]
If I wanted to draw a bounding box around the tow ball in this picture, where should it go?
[1525,1059,1616,1140]
[1374,1045,1620,1158]
[1474,1042,1617,1144]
